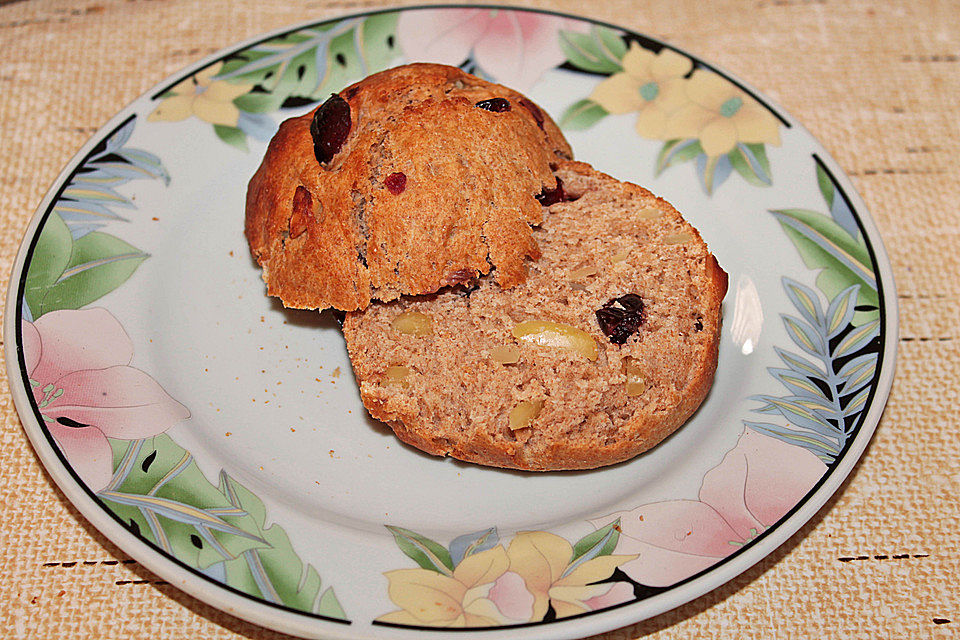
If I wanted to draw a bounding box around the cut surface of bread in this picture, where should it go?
[245,63,572,312]
[343,161,728,471]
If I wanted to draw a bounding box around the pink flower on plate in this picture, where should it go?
[592,428,827,587]
[396,8,588,90]
[23,308,190,493]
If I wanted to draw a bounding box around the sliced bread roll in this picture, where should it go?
[245,63,572,312]
[343,161,728,471]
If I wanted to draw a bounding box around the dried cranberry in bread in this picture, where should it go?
[245,63,572,311]
[343,161,728,471]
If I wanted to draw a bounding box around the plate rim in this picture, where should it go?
[3,4,899,639]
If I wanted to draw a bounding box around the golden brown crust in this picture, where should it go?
[245,63,572,311]
[344,160,728,471]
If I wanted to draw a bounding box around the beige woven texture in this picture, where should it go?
[1,0,957,638]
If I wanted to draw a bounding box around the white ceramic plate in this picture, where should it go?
[5,6,897,639]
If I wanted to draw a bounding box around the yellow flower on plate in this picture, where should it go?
[148,62,251,127]
[590,42,693,139]
[663,69,781,156]
[378,546,514,627]
[506,531,636,620]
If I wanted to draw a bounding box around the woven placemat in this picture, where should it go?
[1,0,957,638]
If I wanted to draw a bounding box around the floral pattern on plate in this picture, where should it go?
[7,6,894,639]
[561,25,782,193]
[377,524,635,627]
[579,157,882,594]
[396,7,588,90]
[148,14,399,151]
[592,427,826,587]
[18,116,347,621]
[24,307,189,492]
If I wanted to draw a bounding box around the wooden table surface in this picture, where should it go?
[1,0,958,638]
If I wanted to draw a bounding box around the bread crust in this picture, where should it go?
[245,63,572,311]
[344,160,728,471]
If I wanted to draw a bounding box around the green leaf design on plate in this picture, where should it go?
[559,26,625,74]
[42,232,147,316]
[231,91,277,115]
[221,12,399,113]
[571,519,620,562]
[770,207,878,324]
[102,436,267,568]
[23,119,162,319]
[559,98,609,130]
[656,139,703,175]
[594,24,628,62]
[219,472,346,618]
[100,436,346,618]
[23,212,73,318]
[728,143,772,187]
[25,216,148,318]
[816,162,836,210]
[743,143,771,178]
[386,525,454,575]
[560,519,621,580]
[213,124,248,151]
